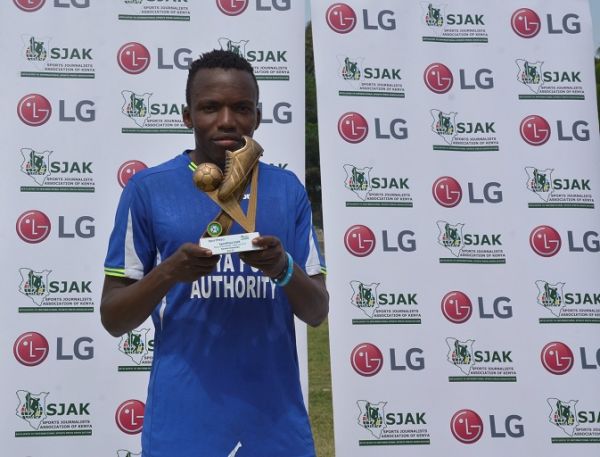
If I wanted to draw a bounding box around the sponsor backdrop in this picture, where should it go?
[0,1,304,456]
[312,0,600,455]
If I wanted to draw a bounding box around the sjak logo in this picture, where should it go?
[19,268,51,306]
[525,167,553,201]
[424,3,444,27]
[536,281,565,317]
[16,390,49,429]
[218,37,249,58]
[446,337,475,375]
[341,56,361,80]
[548,398,579,436]
[23,36,50,61]
[350,281,379,317]
[431,110,457,144]
[357,400,386,438]
[516,59,543,93]
[117,451,141,457]
[121,91,151,127]
[20,148,51,185]
[437,221,464,256]
[344,165,371,199]
[119,329,151,365]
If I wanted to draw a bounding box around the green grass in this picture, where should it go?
[308,318,335,457]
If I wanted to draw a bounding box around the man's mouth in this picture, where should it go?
[212,136,242,150]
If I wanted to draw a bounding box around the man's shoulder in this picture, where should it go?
[129,152,189,186]
[258,161,303,186]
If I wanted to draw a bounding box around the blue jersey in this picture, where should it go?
[105,152,325,457]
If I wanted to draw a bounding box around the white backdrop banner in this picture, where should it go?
[312,0,600,455]
[0,1,305,456]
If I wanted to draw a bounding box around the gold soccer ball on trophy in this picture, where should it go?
[193,163,223,192]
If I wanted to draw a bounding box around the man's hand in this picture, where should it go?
[161,242,220,282]
[239,236,287,278]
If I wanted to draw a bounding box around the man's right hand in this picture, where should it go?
[161,243,220,283]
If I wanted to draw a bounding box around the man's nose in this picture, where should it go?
[217,107,235,129]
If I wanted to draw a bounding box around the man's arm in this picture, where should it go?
[100,243,220,337]
[240,236,329,327]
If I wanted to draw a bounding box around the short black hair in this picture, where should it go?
[186,49,259,106]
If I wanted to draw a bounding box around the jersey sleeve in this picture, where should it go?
[104,179,157,280]
[291,178,326,277]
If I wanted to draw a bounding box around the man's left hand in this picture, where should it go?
[239,235,287,279]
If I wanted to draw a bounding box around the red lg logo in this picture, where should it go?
[451,409,484,444]
[432,177,462,208]
[541,342,574,375]
[529,225,561,257]
[520,115,551,146]
[511,8,541,38]
[118,160,147,188]
[216,0,248,16]
[338,112,368,143]
[326,3,357,33]
[115,400,145,434]
[13,332,49,366]
[350,343,383,376]
[424,63,453,94]
[441,291,472,323]
[117,43,151,75]
[344,225,376,257]
[17,94,52,126]
[13,0,45,12]
[16,210,51,243]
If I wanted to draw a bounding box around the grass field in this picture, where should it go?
[308,318,335,457]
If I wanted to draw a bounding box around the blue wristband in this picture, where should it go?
[273,252,294,287]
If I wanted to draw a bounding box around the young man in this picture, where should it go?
[101,50,328,456]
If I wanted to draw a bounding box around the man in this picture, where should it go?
[101,50,329,456]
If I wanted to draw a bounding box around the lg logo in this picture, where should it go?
[511,8,581,38]
[344,225,376,257]
[350,343,383,376]
[529,225,561,257]
[326,3,357,33]
[117,42,151,75]
[338,112,368,143]
[432,177,503,207]
[18,94,52,126]
[13,0,45,11]
[115,400,145,434]
[16,210,95,243]
[118,160,147,188]
[451,409,484,444]
[424,63,493,93]
[442,291,513,323]
[541,342,574,375]
[16,210,51,243]
[13,332,49,366]
[511,8,541,38]
[216,0,289,15]
[424,63,453,94]
[521,115,590,145]
[432,177,462,207]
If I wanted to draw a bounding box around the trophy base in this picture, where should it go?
[199,232,263,255]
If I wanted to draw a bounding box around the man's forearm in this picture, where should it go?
[283,270,329,327]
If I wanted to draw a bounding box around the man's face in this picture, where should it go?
[183,68,261,166]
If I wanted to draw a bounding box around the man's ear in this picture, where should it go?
[254,106,261,130]
[183,106,192,128]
